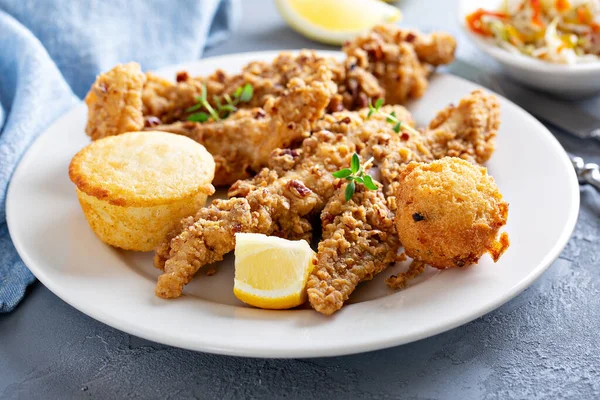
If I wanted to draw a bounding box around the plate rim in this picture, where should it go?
[6,50,580,358]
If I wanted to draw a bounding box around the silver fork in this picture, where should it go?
[571,157,600,192]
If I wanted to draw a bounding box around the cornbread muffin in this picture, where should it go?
[69,131,215,251]
[395,157,509,269]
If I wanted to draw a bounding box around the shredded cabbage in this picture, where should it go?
[466,0,600,64]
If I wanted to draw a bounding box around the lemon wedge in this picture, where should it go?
[275,0,402,45]
[233,233,316,310]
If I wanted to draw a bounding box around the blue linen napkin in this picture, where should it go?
[0,0,240,312]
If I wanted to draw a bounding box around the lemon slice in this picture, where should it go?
[233,233,316,310]
[275,0,402,45]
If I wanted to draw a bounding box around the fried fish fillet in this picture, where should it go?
[84,26,456,187]
[307,184,400,316]
[154,90,500,301]
[142,51,344,124]
[85,62,146,140]
[154,130,356,298]
[306,90,500,315]
[149,65,337,185]
[342,25,457,105]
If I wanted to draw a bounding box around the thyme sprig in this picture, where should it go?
[332,153,378,201]
[367,98,421,136]
[186,83,253,122]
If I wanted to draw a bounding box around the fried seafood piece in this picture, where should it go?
[143,51,344,123]
[307,184,400,316]
[154,90,501,299]
[154,130,355,298]
[85,62,146,140]
[149,65,337,186]
[395,157,509,269]
[425,90,500,164]
[307,91,501,313]
[315,105,433,194]
[342,25,457,105]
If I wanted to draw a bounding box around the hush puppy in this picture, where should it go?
[395,157,509,269]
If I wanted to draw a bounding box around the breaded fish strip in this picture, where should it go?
[425,89,500,165]
[85,62,146,140]
[154,130,356,298]
[307,184,400,316]
[343,25,457,105]
[149,64,337,186]
[143,51,344,123]
[306,91,500,315]
[85,26,457,143]
[154,91,500,301]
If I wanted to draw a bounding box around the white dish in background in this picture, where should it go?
[459,0,600,98]
[6,51,579,358]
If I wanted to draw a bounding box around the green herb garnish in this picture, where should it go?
[186,83,253,122]
[332,153,378,201]
[367,98,421,136]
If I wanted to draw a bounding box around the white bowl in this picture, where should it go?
[459,0,600,98]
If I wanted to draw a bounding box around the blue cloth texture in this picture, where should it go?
[0,0,240,312]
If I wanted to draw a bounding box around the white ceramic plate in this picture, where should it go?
[6,51,579,358]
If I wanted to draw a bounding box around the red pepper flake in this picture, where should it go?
[577,6,592,24]
[339,116,352,124]
[215,70,226,83]
[232,223,243,233]
[366,46,384,60]
[405,32,417,43]
[281,149,299,157]
[400,133,410,141]
[321,212,334,225]
[176,71,189,82]
[254,109,266,119]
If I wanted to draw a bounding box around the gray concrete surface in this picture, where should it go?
[1,1,599,399]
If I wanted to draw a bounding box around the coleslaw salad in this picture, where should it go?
[466,0,600,64]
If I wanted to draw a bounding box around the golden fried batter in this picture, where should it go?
[149,65,336,186]
[307,184,400,316]
[85,62,146,140]
[154,91,500,299]
[395,157,509,269]
[143,51,344,123]
[306,92,501,312]
[154,130,355,298]
[426,89,500,165]
[84,26,457,187]
[343,25,457,105]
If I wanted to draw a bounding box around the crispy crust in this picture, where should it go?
[426,90,500,164]
[342,25,456,105]
[154,130,355,298]
[69,131,215,207]
[307,184,400,315]
[395,157,509,269]
[85,62,146,140]
[152,90,502,298]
